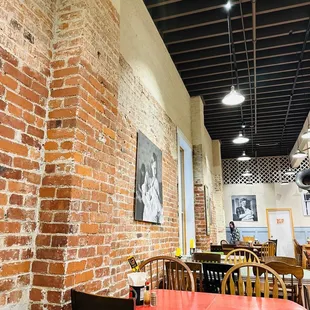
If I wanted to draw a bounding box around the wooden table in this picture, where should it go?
[137,290,306,309]
[302,244,310,269]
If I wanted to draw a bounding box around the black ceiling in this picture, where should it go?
[144,0,310,158]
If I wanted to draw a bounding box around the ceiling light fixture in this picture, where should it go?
[242,169,252,177]
[292,149,307,159]
[222,86,245,106]
[302,128,310,139]
[233,131,249,144]
[224,1,232,11]
[237,151,251,161]
[285,168,295,176]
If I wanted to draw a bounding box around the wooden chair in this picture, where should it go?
[222,244,236,255]
[243,236,255,243]
[264,256,297,266]
[224,248,260,264]
[236,241,250,247]
[304,285,310,310]
[265,261,304,305]
[269,239,278,255]
[261,241,276,261]
[221,262,287,299]
[220,239,228,245]
[185,262,203,292]
[202,263,235,293]
[210,244,223,252]
[139,255,195,292]
[71,290,135,310]
[192,252,221,263]
[293,239,303,266]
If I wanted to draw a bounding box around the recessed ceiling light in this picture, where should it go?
[233,132,249,144]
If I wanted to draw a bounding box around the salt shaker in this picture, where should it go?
[150,291,157,307]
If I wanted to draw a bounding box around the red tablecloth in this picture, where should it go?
[137,290,305,309]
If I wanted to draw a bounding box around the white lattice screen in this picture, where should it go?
[223,156,310,185]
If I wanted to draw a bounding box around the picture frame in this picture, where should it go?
[302,193,310,216]
[134,131,163,224]
[231,195,258,222]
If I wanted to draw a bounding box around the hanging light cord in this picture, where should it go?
[227,14,233,85]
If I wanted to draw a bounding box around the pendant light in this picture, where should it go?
[233,131,249,144]
[242,169,252,177]
[222,86,245,106]
[302,128,310,139]
[222,6,245,106]
[292,149,307,159]
[237,151,251,161]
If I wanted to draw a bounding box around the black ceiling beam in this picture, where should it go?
[155,0,309,33]
[144,0,182,9]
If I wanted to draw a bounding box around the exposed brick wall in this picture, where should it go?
[0,0,54,308]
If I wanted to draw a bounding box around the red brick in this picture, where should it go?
[32,81,48,98]
[7,290,22,304]
[51,87,79,98]
[51,236,68,247]
[0,193,7,205]
[22,133,41,149]
[75,270,94,285]
[36,248,64,261]
[9,194,23,205]
[5,236,31,246]
[49,263,65,275]
[19,86,40,103]
[0,46,18,66]
[51,79,64,88]
[0,278,14,291]
[0,250,19,262]
[8,103,23,118]
[23,111,36,124]
[0,261,30,276]
[66,260,86,274]
[0,124,15,139]
[53,67,79,78]
[23,171,41,184]
[40,223,70,234]
[34,105,46,118]
[6,90,33,111]
[80,223,99,234]
[22,66,46,86]
[14,157,39,170]
[0,73,18,90]
[49,107,77,119]
[41,200,70,211]
[0,167,22,180]
[0,138,28,156]
[47,291,61,303]
[33,275,63,288]
[39,187,55,198]
[3,63,31,87]
[51,60,65,69]
[30,288,43,302]
[60,141,73,150]
[27,125,44,139]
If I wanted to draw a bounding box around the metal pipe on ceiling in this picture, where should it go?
[252,0,257,134]
[280,17,310,145]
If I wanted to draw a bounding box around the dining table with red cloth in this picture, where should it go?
[137,289,306,310]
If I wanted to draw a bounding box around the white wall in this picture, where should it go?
[119,0,192,142]
[223,182,309,227]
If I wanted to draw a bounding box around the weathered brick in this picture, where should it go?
[3,63,32,87]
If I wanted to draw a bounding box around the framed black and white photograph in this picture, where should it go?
[302,193,310,216]
[134,131,163,224]
[232,195,258,222]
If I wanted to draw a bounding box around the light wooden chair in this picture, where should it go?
[71,290,135,310]
[139,255,195,292]
[265,261,304,305]
[243,236,255,243]
[293,239,303,266]
[192,252,221,263]
[221,262,287,299]
[261,241,276,261]
[224,248,260,264]
[264,256,297,266]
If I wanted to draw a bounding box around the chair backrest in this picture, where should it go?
[264,256,297,265]
[210,244,223,252]
[220,240,228,245]
[185,262,203,292]
[202,263,234,293]
[269,239,278,255]
[221,262,287,299]
[236,241,250,247]
[265,261,304,305]
[71,290,135,310]
[224,248,260,264]
[261,241,276,259]
[293,239,303,266]
[192,252,221,263]
[139,255,195,292]
[304,286,310,310]
[222,244,236,255]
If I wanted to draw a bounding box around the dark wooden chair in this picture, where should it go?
[221,262,287,299]
[192,252,221,263]
[220,240,228,245]
[185,262,203,292]
[202,263,235,293]
[264,256,297,266]
[265,261,304,305]
[71,290,135,310]
[210,244,222,252]
[222,244,235,255]
[304,285,310,310]
[139,255,195,292]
